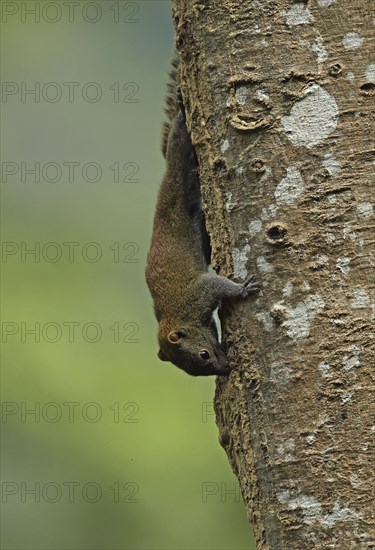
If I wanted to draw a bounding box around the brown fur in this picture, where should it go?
[145,59,258,377]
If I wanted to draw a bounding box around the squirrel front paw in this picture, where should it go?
[241,274,259,297]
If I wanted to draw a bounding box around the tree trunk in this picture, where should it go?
[172,1,374,548]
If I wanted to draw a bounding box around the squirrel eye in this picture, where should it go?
[199,350,210,361]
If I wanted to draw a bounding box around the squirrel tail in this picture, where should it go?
[161,53,180,158]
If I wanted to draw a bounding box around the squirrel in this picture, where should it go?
[145,55,258,377]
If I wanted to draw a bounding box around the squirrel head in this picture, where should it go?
[157,325,230,377]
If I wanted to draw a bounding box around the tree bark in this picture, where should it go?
[172,1,375,548]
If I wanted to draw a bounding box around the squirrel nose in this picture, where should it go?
[216,363,231,376]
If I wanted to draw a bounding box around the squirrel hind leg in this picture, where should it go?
[189,192,211,265]
[200,214,212,265]
[176,86,186,121]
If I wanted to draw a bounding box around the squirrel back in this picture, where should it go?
[161,53,211,264]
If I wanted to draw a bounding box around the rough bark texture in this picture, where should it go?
[172,1,374,548]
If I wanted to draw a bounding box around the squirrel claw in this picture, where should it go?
[242,274,259,296]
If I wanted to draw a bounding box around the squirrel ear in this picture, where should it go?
[167,330,187,344]
[158,349,168,362]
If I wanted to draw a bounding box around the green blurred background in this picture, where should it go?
[1,2,255,548]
